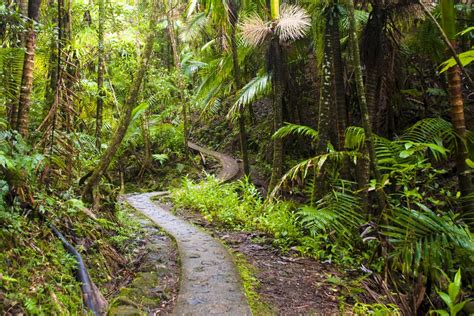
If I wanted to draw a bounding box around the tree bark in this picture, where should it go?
[166,0,188,147]
[331,4,347,150]
[15,0,42,137]
[345,0,386,214]
[315,13,334,199]
[96,0,105,150]
[229,2,250,176]
[440,0,473,198]
[268,37,284,194]
[82,1,158,200]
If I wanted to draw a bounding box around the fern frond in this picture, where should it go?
[298,187,364,243]
[272,123,318,141]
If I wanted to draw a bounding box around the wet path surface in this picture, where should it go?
[124,192,251,316]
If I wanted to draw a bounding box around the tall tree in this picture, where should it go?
[82,0,159,200]
[227,0,250,176]
[95,0,105,149]
[440,0,473,199]
[239,1,310,192]
[345,0,385,213]
[14,0,42,136]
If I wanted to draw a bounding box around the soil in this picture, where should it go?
[170,202,343,315]
[108,206,180,315]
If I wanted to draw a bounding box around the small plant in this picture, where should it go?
[431,269,471,316]
[352,302,400,315]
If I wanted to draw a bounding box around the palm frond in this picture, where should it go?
[272,123,318,141]
[180,12,209,43]
[276,4,311,42]
[383,204,473,279]
[270,151,360,197]
[239,13,271,47]
[227,73,271,120]
[400,118,456,151]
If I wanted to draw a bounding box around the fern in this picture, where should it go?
[0,48,24,107]
[298,186,364,244]
[272,123,318,141]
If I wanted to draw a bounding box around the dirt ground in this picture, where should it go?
[172,204,343,315]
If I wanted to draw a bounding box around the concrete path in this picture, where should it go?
[124,192,251,315]
[188,142,239,182]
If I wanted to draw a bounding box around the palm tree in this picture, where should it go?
[345,0,386,213]
[240,1,311,193]
[15,0,42,137]
[440,0,473,200]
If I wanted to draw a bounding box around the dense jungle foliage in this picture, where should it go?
[1,0,473,314]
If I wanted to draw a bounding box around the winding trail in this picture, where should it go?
[123,142,250,315]
[187,141,239,182]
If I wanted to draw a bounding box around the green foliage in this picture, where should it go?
[352,302,401,315]
[298,185,363,245]
[431,269,471,316]
[383,205,473,280]
[272,123,319,141]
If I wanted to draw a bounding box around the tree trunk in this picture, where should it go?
[229,4,250,176]
[331,4,347,150]
[440,0,473,198]
[268,37,284,194]
[82,1,158,200]
[96,0,105,150]
[166,0,188,147]
[15,0,42,137]
[315,13,334,199]
[345,0,385,214]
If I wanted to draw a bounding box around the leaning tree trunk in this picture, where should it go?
[229,1,250,176]
[96,0,105,150]
[345,0,386,214]
[15,0,42,137]
[82,2,158,200]
[440,0,473,199]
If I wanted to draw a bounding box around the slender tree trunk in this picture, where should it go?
[441,0,473,198]
[315,13,334,199]
[166,0,188,147]
[331,5,347,150]
[82,2,158,200]
[268,37,284,193]
[96,0,105,149]
[229,3,250,176]
[345,0,385,214]
[15,0,42,137]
